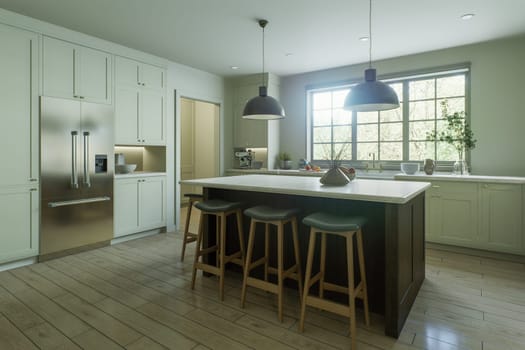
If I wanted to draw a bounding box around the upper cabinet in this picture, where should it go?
[42,36,112,104]
[0,24,39,186]
[115,56,166,145]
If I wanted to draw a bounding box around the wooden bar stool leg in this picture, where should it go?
[219,213,227,301]
[357,229,370,326]
[181,199,194,261]
[264,223,269,282]
[319,232,326,299]
[191,212,205,289]
[299,228,317,332]
[215,215,220,268]
[236,209,245,263]
[241,220,256,308]
[346,234,357,349]
[291,217,303,301]
[277,221,285,322]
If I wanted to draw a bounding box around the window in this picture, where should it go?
[307,67,469,168]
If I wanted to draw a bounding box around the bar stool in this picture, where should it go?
[191,199,245,300]
[241,205,303,322]
[181,193,203,262]
[299,212,369,349]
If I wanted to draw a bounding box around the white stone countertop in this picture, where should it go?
[394,172,525,184]
[180,174,430,204]
[114,171,166,179]
[226,168,399,179]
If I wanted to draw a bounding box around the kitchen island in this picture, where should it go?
[180,174,430,338]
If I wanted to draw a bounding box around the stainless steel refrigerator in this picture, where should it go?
[40,96,114,260]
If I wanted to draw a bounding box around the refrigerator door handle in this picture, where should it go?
[71,131,79,189]
[83,131,91,188]
[48,196,111,208]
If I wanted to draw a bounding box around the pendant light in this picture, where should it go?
[344,0,399,112]
[242,19,286,120]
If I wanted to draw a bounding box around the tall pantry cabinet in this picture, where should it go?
[0,23,39,263]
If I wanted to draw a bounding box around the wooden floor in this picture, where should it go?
[1,209,525,349]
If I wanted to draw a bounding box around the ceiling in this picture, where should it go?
[0,0,524,77]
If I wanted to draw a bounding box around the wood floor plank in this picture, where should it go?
[0,284,45,331]
[9,267,69,299]
[53,293,143,346]
[137,302,250,350]
[94,298,196,349]
[0,315,38,350]
[24,322,82,349]
[125,336,168,350]
[72,329,124,350]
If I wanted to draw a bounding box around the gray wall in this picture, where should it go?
[279,35,525,176]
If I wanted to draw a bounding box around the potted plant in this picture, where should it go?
[427,100,476,175]
[278,152,292,169]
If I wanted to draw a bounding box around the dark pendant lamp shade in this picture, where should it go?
[242,86,285,120]
[242,19,286,120]
[344,68,399,112]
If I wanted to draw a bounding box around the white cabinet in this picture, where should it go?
[0,24,39,186]
[115,56,166,145]
[234,85,268,148]
[0,187,39,263]
[114,176,166,237]
[480,183,523,254]
[42,36,112,104]
[426,181,479,245]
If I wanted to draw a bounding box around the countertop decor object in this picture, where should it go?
[424,159,435,175]
[343,0,399,112]
[427,100,476,175]
[242,19,285,120]
[115,164,136,174]
[320,166,349,186]
[278,152,292,169]
[401,163,419,175]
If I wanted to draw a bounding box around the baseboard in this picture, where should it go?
[427,242,525,263]
[111,229,163,245]
[0,257,38,272]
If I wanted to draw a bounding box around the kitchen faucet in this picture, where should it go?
[367,152,382,172]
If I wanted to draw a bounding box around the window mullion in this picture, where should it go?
[352,111,357,160]
[402,81,409,161]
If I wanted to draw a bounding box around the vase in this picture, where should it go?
[320,167,350,186]
[280,160,292,169]
[453,160,469,175]
[423,159,435,175]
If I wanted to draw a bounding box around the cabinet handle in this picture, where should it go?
[432,185,440,188]
[30,188,37,192]
[80,96,85,99]
[71,131,79,189]
[73,95,79,98]
[83,131,91,188]
[483,184,489,189]
[29,178,38,182]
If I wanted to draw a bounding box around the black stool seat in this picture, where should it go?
[302,212,366,232]
[244,205,300,221]
[195,199,242,213]
[184,193,204,199]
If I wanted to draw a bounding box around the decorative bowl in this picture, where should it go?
[251,161,263,169]
[116,164,137,174]
[401,163,419,175]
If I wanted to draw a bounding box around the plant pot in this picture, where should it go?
[423,159,435,175]
[320,167,350,186]
[280,160,292,169]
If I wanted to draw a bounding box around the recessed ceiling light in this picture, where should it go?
[230,66,240,70]
[461,13,475,20]
[285,53,293,57]
[359,36,369,42]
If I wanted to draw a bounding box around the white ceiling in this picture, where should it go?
[1,0,524,77]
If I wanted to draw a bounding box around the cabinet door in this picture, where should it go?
[234,84,268,147]
[114,179,139,237]
[43,36,75,99]
[480,183,523,253]
[139,177,165,230]
[140,63,164,90]
[0,24,39,186]
[0,187,39,263]
[115,86,140,144]
[426,182,478,245]
[140,90,165,145]
[115,56,139,86]
[77,46,111,104]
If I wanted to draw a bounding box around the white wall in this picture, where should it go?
[280,35,525,176]
[166,62,226,233]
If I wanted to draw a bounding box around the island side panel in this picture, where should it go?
[384,192,426,337]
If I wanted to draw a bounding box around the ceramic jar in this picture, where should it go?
[424,159,435,175]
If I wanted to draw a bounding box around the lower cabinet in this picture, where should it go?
[0,186,39,263]
[421,180,524,255]
[114,176,166,238]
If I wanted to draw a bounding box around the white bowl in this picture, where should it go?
[116,164,137,174]
[401,163,419,175]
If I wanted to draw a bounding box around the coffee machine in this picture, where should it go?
[233,147,254,168]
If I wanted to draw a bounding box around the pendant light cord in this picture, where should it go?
[262,22,266,87]
[368,0,372,69]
